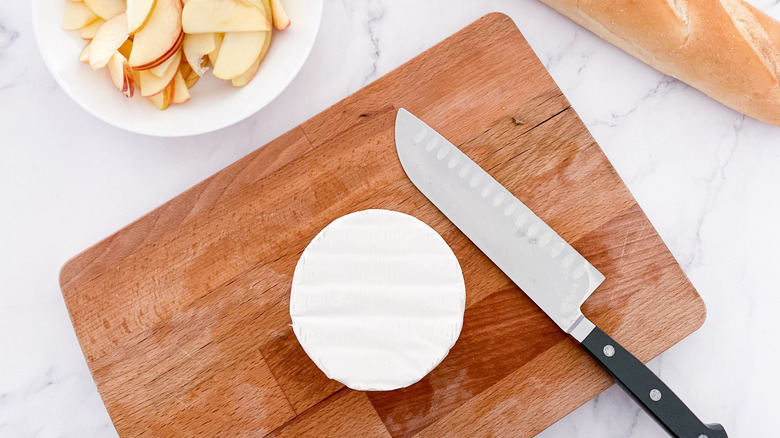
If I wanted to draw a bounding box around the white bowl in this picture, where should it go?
[32,0,323,137]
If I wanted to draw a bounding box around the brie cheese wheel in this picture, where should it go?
[290,209,466,391]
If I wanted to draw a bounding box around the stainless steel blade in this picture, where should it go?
[394,108,604,336]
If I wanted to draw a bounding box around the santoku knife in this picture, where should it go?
[394,108,726,438]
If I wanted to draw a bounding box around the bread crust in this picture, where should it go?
[539,0,780,126]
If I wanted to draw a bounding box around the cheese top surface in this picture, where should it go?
[290,209,466,391]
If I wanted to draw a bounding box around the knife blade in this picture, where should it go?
[394,108,726,438]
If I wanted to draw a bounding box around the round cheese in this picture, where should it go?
[290,209,466,391]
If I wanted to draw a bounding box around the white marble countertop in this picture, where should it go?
[2,0,779,436]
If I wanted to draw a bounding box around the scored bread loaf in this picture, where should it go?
[537,0,780,127]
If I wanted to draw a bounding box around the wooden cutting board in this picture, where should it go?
[60,13,706,437]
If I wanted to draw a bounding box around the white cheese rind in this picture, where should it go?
[290,209,466,391]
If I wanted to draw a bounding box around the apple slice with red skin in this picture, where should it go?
[269,0,289,31]
[129,0,183,70]
[148,46,181,77]
[148,86,172,110]
[138,50,181,96]
[171,71,190,104]
[148,79,175,110]
[107,51,135,98]
[132,30,184,71]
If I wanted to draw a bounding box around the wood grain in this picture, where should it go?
[60,13,706,437]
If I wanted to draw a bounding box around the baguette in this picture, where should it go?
[537,0,780,126]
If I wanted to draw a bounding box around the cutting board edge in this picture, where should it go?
[56,12,710,437]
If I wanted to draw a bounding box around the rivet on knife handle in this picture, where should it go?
[580,324,727,438]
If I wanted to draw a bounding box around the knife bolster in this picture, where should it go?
[568,315,595,342]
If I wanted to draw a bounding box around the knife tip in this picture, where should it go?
[395,108,417,128]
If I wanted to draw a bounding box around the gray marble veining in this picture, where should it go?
[1,0,780,437]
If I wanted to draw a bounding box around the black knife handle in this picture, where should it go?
[580,326,727,438]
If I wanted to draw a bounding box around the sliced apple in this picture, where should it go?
[245,0,266,13]
[62,2,99,30]
[80,18,105,40]
[89,13,129,69]
[231,30,269,87]
[259,31,272,61]
[148,81,174,110]
[171,71,191,104]
[182,64,200,88]
[131,69,142,92]
[129,0,183,70]
[126,0,157,34]
[231,53,259,87]
[182,32,216,77]
[179,62,199,87]
[138,49,181,96]
[208,33,224,67]
[83,0,126,20]
[148,47,180,77]
[185,74,200,88]
[258,0,272,17]
[107,51,135,97]
[269,0,289,31]
[118,39,133,59]
[106,52,125,91]
[148,92,166,109]
[130,35,183,70]
[79,43,91,64]
[124,71,137,98]
[212,31,266,80]
[182,0,271,33]
[179,62,192,78]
